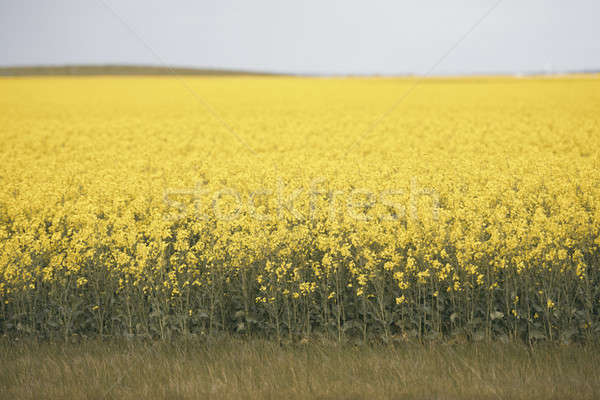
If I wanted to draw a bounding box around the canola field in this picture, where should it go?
[1,76,599,341]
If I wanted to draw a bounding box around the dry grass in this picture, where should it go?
[1,338,598,399]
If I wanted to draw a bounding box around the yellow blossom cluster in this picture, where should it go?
[0,76,599,341]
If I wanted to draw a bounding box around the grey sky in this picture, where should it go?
[1,0,599,75]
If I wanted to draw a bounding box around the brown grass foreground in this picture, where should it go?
[0,338,598,400]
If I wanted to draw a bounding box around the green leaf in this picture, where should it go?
[530,330,547,340]
[490,311,504,320]
[450,313,458,323]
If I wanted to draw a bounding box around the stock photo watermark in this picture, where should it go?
[164,177,440,223]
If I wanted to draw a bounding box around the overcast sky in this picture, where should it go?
[1,0,599,75]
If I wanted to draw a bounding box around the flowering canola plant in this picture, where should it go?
[1,76,599,341]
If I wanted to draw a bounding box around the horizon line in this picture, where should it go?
[1,64,599,78]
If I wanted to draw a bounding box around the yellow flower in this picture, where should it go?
[558,249,568,260]
[1,75,597,339]
[76,277,88,287]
